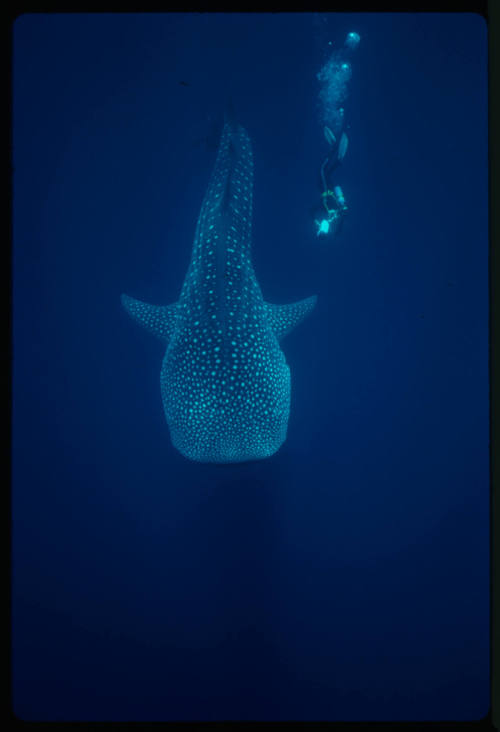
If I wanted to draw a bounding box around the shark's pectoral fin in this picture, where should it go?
[264,295,317,340]
[121,294,177,341]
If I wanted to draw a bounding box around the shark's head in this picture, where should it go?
[160,327,291,463]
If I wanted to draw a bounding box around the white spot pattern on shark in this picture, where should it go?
[121,121,316,463]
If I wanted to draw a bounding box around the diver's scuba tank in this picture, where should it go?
[334,185,346,209]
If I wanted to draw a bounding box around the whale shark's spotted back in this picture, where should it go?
[121,121,316,463]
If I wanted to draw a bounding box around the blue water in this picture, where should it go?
[12,12,489,722]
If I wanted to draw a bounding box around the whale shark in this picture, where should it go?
[121,121,316,463]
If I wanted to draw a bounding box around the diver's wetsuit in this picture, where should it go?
[313,31,359,239]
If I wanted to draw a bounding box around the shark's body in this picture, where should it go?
[121,121,316,463]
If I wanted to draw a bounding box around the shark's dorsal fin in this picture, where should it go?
[264,296,317,340]
[121,294,177,342]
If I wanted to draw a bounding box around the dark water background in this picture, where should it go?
[12,12,489,722]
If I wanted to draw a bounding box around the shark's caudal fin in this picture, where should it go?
[120,294,177,341]
[264,296,317,340]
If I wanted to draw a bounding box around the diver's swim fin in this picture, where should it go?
[338,132,349,161]
[324,125,336,147]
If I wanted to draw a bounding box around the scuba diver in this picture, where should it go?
[313,124,349,238]
[313,30,360,239]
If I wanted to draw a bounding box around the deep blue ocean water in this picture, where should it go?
[12,12,489,722]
